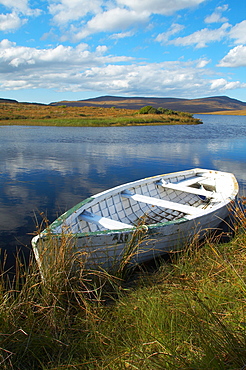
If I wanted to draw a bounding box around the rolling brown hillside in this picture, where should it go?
[1,96,246,114]
[50,95,246,113]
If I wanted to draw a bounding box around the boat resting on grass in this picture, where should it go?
[31,168,238,275]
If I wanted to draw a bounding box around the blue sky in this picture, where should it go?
[0,0,245,104]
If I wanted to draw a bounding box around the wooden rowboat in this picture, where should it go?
[31,168,238,274]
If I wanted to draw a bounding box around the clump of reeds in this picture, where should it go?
[83,199,246,369]
[0,215,120,368]
[115,216,149,278]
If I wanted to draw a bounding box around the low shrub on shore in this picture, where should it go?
[0,200,246,369]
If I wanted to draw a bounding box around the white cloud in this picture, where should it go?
[196,59,210,68]
[0,39,131,73]
[0,12,26,31]
[169,23,231,48]
[0,0,41,16]
[155,13,246,52]
[0,0,29,13]
[73,7,149,40]
[117,0,205,15]
[210,78,244,90]
[109,30,135,40]
[218,45,246,67]
[47,0,207,28]
[46,0,207,40]
[0,0,41,33]
[229,20,246,44]
[0,39,15,48]
[96,45,108,53]
[0,39,243,97]
[84,62,200,94]
[204,5,228,24]
[77,62,246,97]
[48,0,101,25]
[156,23,185,44]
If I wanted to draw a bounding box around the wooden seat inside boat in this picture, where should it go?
[171,175,208,187]
[156,178,214,198]
[78,210,133,230]
[121,190,202,215]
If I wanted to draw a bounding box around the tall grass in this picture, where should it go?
[0,199,246,369]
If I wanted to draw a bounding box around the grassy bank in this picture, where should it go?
[0,102,201,126]
[0,200,246,369]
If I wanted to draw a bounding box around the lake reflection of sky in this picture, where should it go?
[0,114,246,253]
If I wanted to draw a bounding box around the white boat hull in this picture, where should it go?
[32,168,238,274]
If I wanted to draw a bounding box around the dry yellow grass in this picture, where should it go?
[0,102,137,120]
[200,109,246,115]
[0,102,202,126]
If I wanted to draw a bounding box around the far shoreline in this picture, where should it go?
[197,110,246,116]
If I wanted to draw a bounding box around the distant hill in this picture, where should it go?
[50,95,246,113]
[0,98,45,106]
[1,95,246,113]
[0,98,18,104]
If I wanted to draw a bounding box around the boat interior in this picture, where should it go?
[72,173,218,234]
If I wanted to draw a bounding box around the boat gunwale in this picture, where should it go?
[34,200,233,242]
[34,216,189,242]
[35,168,238,239]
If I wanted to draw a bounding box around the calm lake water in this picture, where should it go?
[1,114,246,265]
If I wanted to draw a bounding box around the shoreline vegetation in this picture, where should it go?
[1,200,246,369]
[0,102,202,126]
